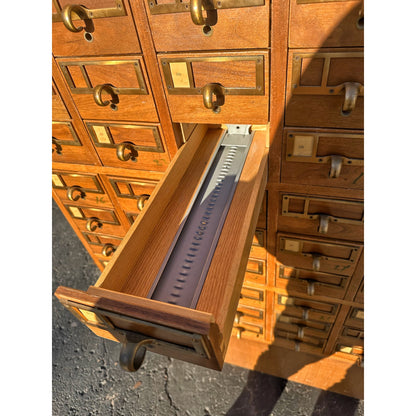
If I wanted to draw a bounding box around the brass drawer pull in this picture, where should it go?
[306,281,315,297]
[93,84,119,110]
[318,214,330,234]
[297,325,305,340]
[202,83,225,113]
[67,186,86,202]
[342,82,361,116]
[190,0,218,27]
[235,326,244,340]
[86,217,103,232]
[116,142,138,162]
[329,155,343,179]
[119,339,154,372]
[234,311,243,325]
[301,307,309,321]
[102,243,116,257]
[312,254,321,272]
[137,194,150,211]
[52,138,63,155]
[62,4,94,33]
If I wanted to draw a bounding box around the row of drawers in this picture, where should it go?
[52,0,363,57]
[53,49,363,127]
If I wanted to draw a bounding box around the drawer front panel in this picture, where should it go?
[275,263,348,300]
[146,0,269,51]
[286,50,364,129]
[281,129,364,189]
[233,302,266,341]
[64,204,126,236]
[52,80,69,120]
[107,176,159,225]
[82,232,123,257]
[85,121,170,171]
[289,0,364,48]
[52,171,113,208]
[344,307,364,329]
[57,57,158,122]
[52,121,97,164]
[273,336,324,355]
[279,193,363,241]
[244,258,267,286]
[276,233,363,277]
[239,285,266,309]
[52,0,141,56]
[159,52,269,124]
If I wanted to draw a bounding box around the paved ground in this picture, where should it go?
[52,199,364,415]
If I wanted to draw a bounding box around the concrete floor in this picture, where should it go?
[52,200,364,415]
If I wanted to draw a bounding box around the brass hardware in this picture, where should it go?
[137,194,150,211]
[52,121,82,147]
[190,0,218,27]
[329,155,343,178]
[301,307,309,320]
[307,281,315,296]
[202,83,225,113]
[93,84,119,108]
[161,55,265,96]
[86,217,103,232]
[318,214,330,234]
[52,138,63,155]
[297,325,305,339]
[235,326,244,339]
[312,254,321,272]
[102,243,116,257]
[116,142,139,162]
[67,185,86,201]
[234,311,243,324]
[147,0,264,15]
[341,82,361,116]
[119,339,154,372]
[294,341,300,352]
[61,5,93,33]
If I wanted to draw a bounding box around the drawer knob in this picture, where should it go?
[52,138,63,155]
[190,0,218,27]
[86,217,103,232]
[202,83,225,113]
[93,84,119,110]
[312,254,321,272]
[102,243,116,257]
[61,4,94,34]
[119,339,153,372]
[116,142,138,162]
[329,155,343,179]
[341,82,362,116]
[234,311,243,325]
[67,185,86,202]
[318,214,330,234]
[235,326,244,340]
[137,194,150,211]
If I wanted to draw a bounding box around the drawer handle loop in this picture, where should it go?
[52,138,63,155]
[329,155,343,178]
[93,84,119,109]
[190,0,218,27]
[312,254,321,272]
[137,194,150,211]
[306,281,315,297]
[202,83,225,113]
[342,82,361,116]
[116,142,138,162]
[297,325,305,339]
[318,214,330,234]
[86,217,102,232]
[102,243,115,257]
[235,326,244,340]
[62,4,94,33]
[119,339,154,372]
[301,307,310,320]
[67,185,86,201]
[234,311,243,325]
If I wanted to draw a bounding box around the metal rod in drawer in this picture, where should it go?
[147,125,254,308]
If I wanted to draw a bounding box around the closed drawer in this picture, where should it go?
[57,56,158,122]
[145,0,269,51]
[274,316,331,342]
[233,301,265,341]
[239,285,266,309]
[52,80,69,120]
[281,128,364,189]
[52,0,141,56]
[244,258,266,286]
[344,307,364,329]
[85,121,170,171]
[276,233,363,277]
[250,229,267,260]
[64,204,126,237]
[55,125,268,371]
[232,321,265,342]
[82,232,123,258]
[52,171,113,208]
[278,193,363,241]
[286,49,364,129]
[52,121,98,165]
[355,278,364,304]
[106,176,159,225]
[289,0,364,48]
[274,293,339,325]
[159,51,269,124]
[275,262,349,300]
[273,336,324,355]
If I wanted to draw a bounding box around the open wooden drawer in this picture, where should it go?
[55,124,268,371]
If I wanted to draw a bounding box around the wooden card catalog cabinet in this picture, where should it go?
[52,0,141,56]
[145,0,269,51]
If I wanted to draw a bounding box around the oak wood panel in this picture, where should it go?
[289,0,364,48]
[52,0,142,56]
[52,79,70,120]
[145,0,270,52]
